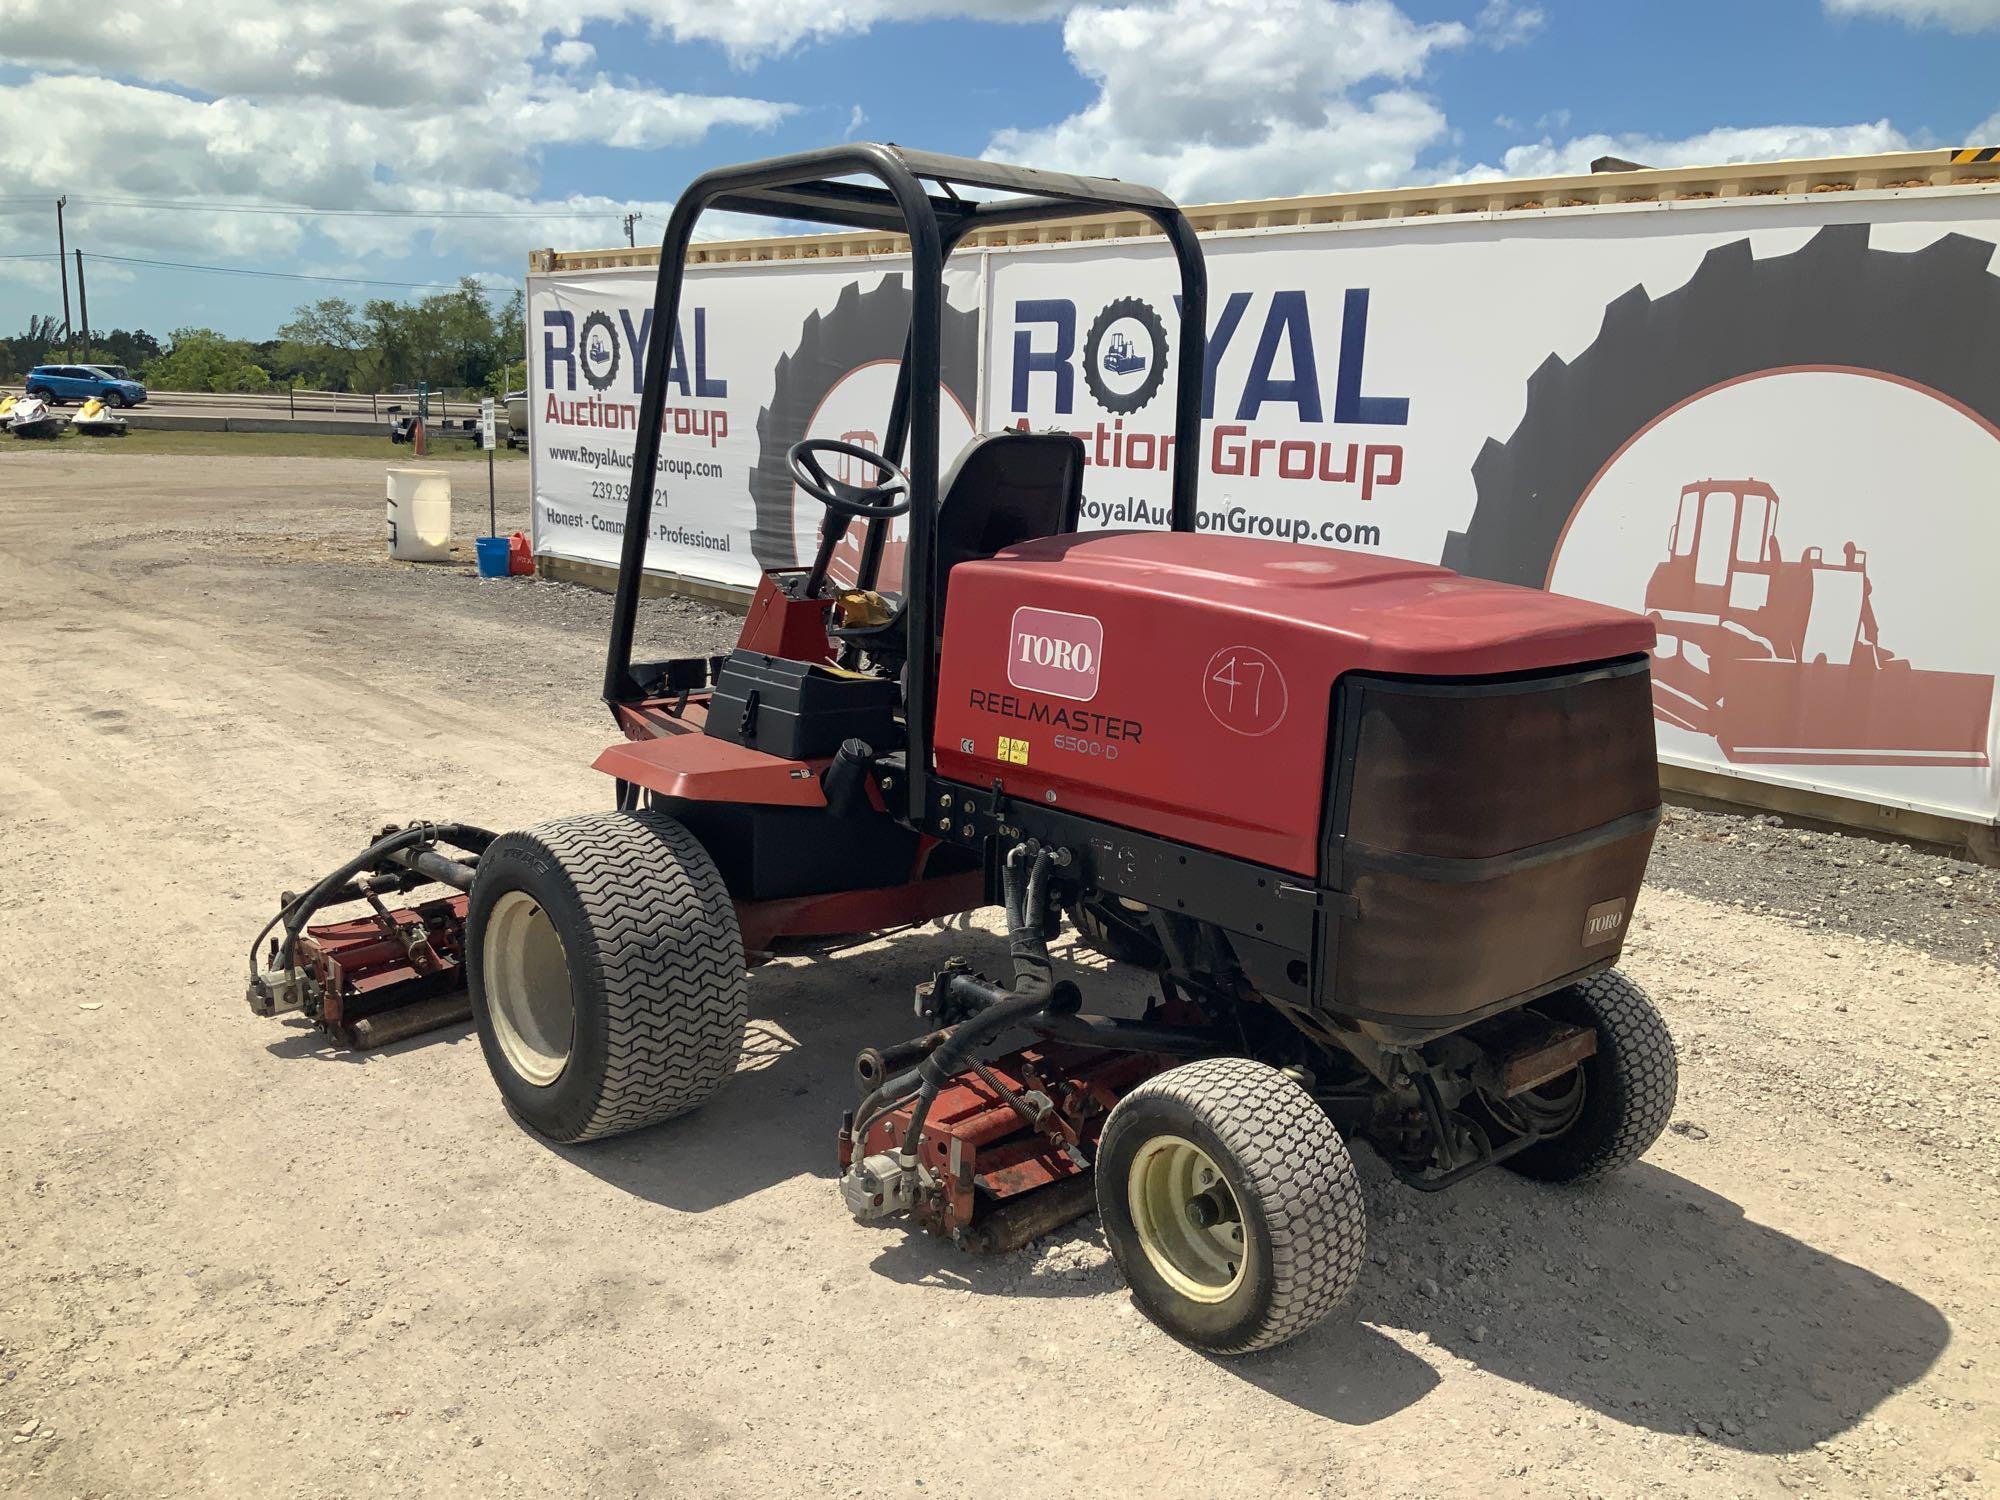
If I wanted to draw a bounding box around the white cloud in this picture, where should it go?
[987,0,1469,201]
[2,1,1071,87]
[1476,0,1545,47]
[1824,0,2000,30]
[1453,119,1914,181]
[0,3,802,279]
[604,0,1066,64]
[0,0,1084,286]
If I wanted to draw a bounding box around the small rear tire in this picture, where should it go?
[1098,1057,1366,1354]
[1502,968,1677,1183]
[466,809,747,1144]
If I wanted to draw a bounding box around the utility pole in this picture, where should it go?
[55,196,72,361]
[623,210,643,247]
[74,249,90,363]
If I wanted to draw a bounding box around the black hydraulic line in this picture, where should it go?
[899,987,1049,1157]
[854,1029,949,1093]
[897,848,1056,1157]
[850,848,1047,1153]
[847,1086,918,1160]
[381,846,478,892]
[251,823,496,982]
[253,825,432,979]
[1030,1012,1221,1056]
[295,869,429,908]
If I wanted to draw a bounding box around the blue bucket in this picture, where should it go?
[474,535,510,578]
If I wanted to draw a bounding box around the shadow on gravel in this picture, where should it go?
[262,1015,477,1063]
[485,920,1945,1454]
[547,919,1016,1213]
[864,1233,1443,1423]
[1244,1160,1949,1452]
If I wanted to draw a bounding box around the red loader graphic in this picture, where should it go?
[1645,479,1993,767]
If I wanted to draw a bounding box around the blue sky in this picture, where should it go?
[1,0,1995,346]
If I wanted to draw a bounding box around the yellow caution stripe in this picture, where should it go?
[1950,146,2000,163]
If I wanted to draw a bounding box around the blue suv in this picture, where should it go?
[24,364,147,407]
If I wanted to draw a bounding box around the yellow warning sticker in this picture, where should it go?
[996,735,1031,765]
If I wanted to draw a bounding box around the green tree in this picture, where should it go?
[483,289,526,394]
[1,315,62,379]
[274,297,364,389]
[144,328,274,393]
[273,278,525,395]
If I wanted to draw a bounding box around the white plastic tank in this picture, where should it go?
[386,468,453,562]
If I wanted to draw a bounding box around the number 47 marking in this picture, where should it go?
[1210,652,1266,714]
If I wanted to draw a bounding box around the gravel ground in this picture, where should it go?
[1651,809,2000,973]
[1,447,1995,1499]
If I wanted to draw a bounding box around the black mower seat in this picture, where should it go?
[933,430,1086,629]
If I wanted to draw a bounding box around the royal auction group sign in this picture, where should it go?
[527,191,2000,827]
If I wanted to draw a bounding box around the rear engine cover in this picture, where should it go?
[933,531,1656,874]
[1319,660,1661,1033]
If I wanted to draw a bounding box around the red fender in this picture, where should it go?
[592,733,826,806]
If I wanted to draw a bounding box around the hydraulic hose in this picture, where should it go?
[250,822,494,984]
[896,846,1057,1160]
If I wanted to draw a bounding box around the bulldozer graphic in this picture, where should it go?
[1102,329,1147,375]
[1645,479,1993,767]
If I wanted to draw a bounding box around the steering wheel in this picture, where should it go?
[788,439,913,600]
[788,438,913,520]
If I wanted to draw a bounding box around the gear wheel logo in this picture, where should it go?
[1084,296,1169,415]
[578,310,621,392]
[749,275,979,572]
[1441,224,2000,587]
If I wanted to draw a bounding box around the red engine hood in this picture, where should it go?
[933,532,1655,874]
[983,531,1654,674]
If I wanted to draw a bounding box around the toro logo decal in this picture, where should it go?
[1008,607,1103,702]
[1582,897,1628,947]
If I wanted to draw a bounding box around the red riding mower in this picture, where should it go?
[249,145,1676,1353]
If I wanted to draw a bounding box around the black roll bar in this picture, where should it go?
[601,143,1209,827]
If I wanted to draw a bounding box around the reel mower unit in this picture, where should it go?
[250,143,1680,1354]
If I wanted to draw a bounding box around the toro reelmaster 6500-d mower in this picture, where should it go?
[249,145,1677,1353]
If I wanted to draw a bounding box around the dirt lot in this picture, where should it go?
[2,445,1995,1499]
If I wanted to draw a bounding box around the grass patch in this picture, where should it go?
[21,427,528,463]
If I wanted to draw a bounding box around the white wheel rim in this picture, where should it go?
[482,890,574,1087]
[1127,1134,1249,1303]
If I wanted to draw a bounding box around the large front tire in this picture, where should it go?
[1502,969,1677,1183]
[1098,1058,1367,1354]
[466,810,748,1144]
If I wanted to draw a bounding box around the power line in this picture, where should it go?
[58,195,628,221]
[87,252,490,291]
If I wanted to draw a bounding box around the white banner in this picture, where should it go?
[528,260,980,590]
[531,190,2000,826]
